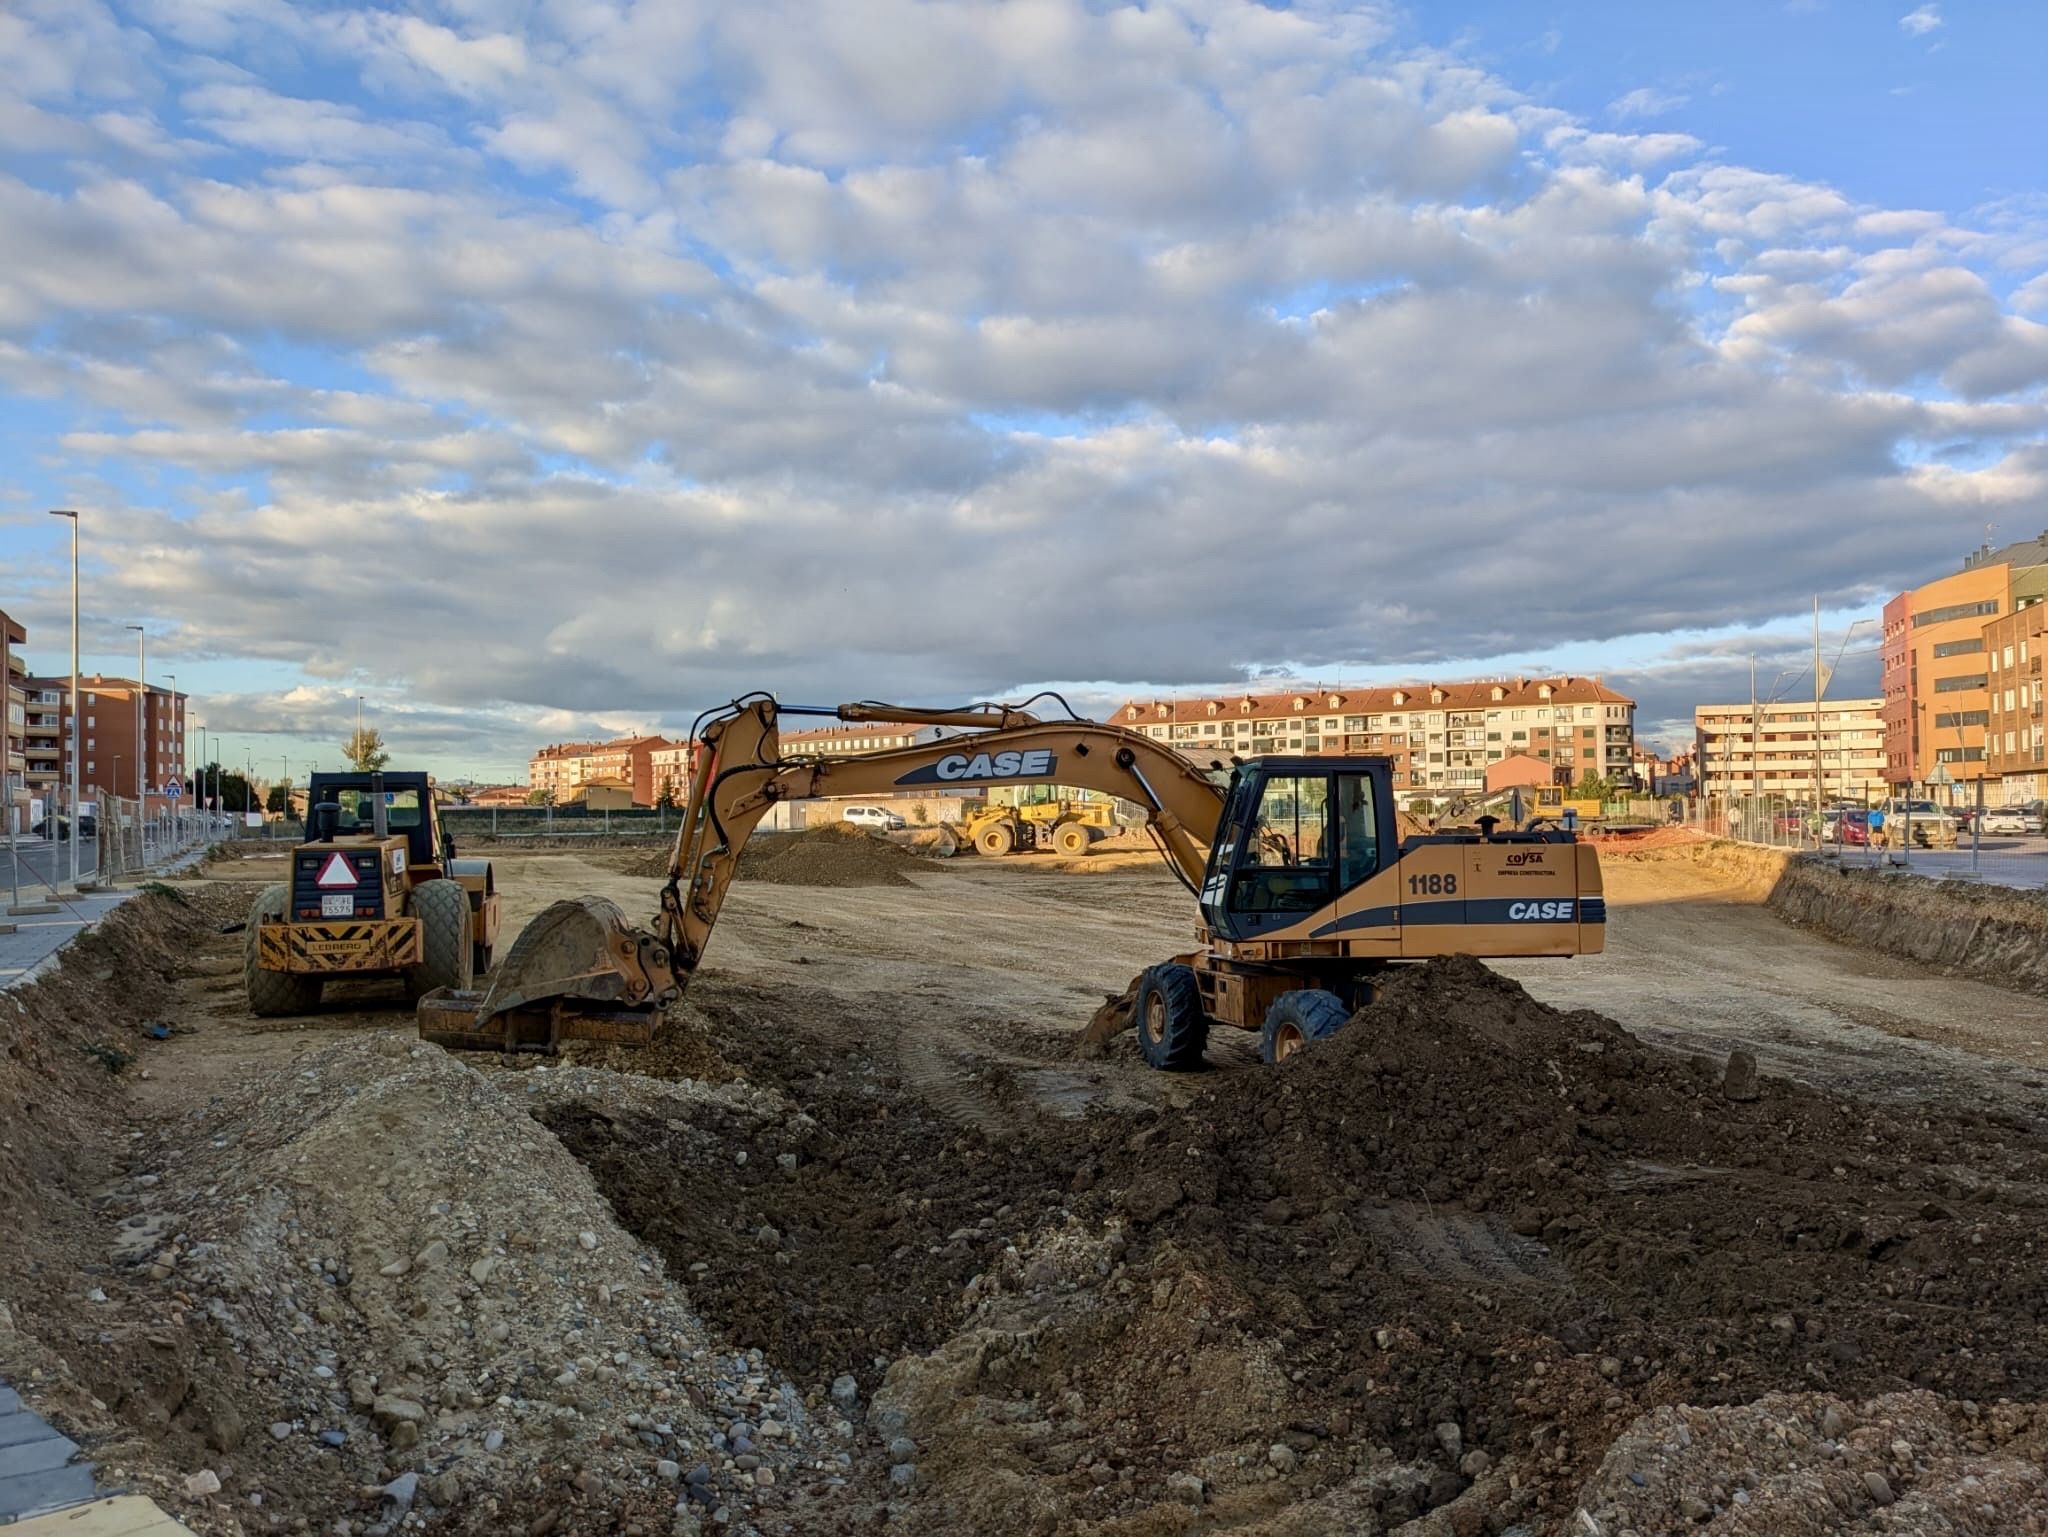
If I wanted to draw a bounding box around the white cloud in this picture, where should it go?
[1898,5,1943,36]
[1609,86,1688,120]
[0,0,2039,774]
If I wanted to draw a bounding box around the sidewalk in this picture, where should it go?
[0,889,139,989]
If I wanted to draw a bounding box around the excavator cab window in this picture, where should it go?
[1202,762,1389,940]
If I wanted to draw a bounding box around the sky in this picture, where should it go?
[1,0,2043,777]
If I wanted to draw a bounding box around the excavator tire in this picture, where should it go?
[245,883,322,1017]
[1258,989,1350,1065]
[1135,963,1207,1071]
[1052,820,1091,856]
[404,878,474,1001]
[976,820,1016,858]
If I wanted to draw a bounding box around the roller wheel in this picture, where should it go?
[1135,963,1208,1071]
[404,878,474,1000]
[1053,820,1092,856]
[1258,989,1351,1065]
[245,882,322,1017]
[976,821,1016,857]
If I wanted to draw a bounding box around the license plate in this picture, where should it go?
[321,894,355,918]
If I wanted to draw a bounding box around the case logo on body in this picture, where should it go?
[1507,900,1575,921]
[895,748,1058,786]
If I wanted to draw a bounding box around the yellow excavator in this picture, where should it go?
[417,693,1605,1067]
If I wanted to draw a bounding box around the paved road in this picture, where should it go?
[1821,834,2048,890]
[0,837,102,898]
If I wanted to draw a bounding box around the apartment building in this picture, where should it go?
[528,741,602,800]
[2,609,25,831]
[779,724,950,757]
[1112,677,1636,798]
[22,674,188,807]
[529,734,688,806]
[648,740,697,803]
[1982,600,2047,801]
[1694,698,1887,803]
[1882,531,2048,797]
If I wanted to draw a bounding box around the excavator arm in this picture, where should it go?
[418,693,1228,1053]
[656,694,1227,980]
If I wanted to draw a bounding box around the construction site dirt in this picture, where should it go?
[5,839,2048,1535]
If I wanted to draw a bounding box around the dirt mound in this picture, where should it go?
[621,820,928,887]
[1073,956,2048,1529]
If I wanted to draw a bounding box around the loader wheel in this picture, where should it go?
[1135,963,1207,1071]
[244,883,322,1017]
[1258,989,1351,1066]
[976,821,1016,857]
[1053,820,1092,857]
[404,878,474,1000]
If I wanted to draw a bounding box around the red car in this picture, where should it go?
[1833,810,1872,846]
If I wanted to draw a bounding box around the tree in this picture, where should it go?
[265,783,292,815]
[342,727,390,772]
[655,777,678,811]
[1573,770,1613,801]
[526,787,556,807]
[195,762,257,813]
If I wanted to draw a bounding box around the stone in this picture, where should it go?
[415,1240,449,1270]
[777,1153,798,1171]
[1864,1471,1895,1506]
[578,1231,599,1251]
[321,1430,347,1448]
[426,1472,461,1507]
[390,1421,420,1451]
[379,1259,411,1278]
[469,1257,499,1285]
[686,1464,712,1486]
[484,1430,506,1453]
[657,1459,682,1482]
[888,1463,916,1489]
[887,1437,917,1466]
[1267,1443,1299,1474]
[1460,1449,1491,1478]
[1166,1472,1206,1506]
[382,1472,419,1512]
[186,1470,223,1498]
[1680,1494,1712,1522]
[1820,1406,1845,1439]
[269,1421,294,1441]
[754,1467,774,1488]
[829,1374,859,1413]
[372,1396,427,1429]
[1722,1050,1761,1102]
[1434,1422,1463,1460]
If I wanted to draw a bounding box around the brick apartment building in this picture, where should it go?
[1882,531,2048,803]
[1694,698,1887,803]
[22,674,189,808]
[2,608,25,831]
[529,734,690,806]
[1111,677,1636,799]
[779,724,950,757]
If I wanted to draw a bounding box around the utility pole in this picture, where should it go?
[356,694,365,770]
[1812,597,1825,815]
[1749,653,1760,800]
[48,510,79,887]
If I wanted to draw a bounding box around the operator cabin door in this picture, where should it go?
[1223,771,1336,938]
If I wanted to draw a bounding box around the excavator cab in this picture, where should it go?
[1199,758,1393,940]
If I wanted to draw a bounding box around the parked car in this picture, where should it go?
[31,813,95,841]
[840,803,907,832]
[1980,807,2042,836]
[1832,810,1872,846]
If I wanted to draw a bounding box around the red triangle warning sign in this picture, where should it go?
[316,852,357,888]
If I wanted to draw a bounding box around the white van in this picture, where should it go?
[841,804,907,831]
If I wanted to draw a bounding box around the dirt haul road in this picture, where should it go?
[0,837,2042,1536]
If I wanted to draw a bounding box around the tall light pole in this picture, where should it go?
[355,693,365,770]
[125,624,145,803]
[165,673,177,845]
[48,511,80,885]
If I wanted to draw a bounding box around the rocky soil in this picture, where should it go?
[4,855,2048,1536]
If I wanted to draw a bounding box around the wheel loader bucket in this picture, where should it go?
[933,824,960,858]
[416,895,679,1054]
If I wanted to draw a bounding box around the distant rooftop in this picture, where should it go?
[1962,529,2048,573]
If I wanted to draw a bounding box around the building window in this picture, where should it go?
[1933,638,1985,658]
[1913,600,1999,627]
[1934,675,1987,693]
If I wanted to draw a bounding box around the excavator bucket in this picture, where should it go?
[417,895,680,1054]
[932,824,960,858]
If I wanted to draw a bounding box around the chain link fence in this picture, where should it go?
[1692,792,2048,890]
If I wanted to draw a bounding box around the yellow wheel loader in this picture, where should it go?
[418,693,1605,1069]
[245,771,500,1016]
[935,793,1119,857]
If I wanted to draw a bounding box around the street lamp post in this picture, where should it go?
[165,673,177,848]
[47,510,79,887]
[355,694,365,770]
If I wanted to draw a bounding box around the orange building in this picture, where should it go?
[1882,533,2048,797]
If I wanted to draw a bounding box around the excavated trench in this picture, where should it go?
[541,955,2048,1533]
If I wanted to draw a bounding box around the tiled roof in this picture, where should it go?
[1111,676,1633,725]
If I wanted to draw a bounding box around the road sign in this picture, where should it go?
[164,780,182,798]
[316,852,355,888]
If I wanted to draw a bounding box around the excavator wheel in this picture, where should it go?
[1135,963,1207,1071]
[976,821,1016,858]
[1052,820,1091,857]
[1258,989,1350,1065]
